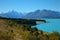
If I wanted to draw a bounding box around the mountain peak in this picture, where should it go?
[0,9,60,19]
[23,9,60,19]
[42,9,48,11]
[8,10,18,14]
[35,10,40,13]
[0,11,24,18]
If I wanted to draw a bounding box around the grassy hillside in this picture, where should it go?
[0,18,60,40]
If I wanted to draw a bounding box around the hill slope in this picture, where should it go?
[0,17,60,40]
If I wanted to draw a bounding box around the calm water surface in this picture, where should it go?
[33,19,60,33]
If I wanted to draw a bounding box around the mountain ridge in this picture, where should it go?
[0,10,24,18]
[23,9,60,19]
[0,9,60,19]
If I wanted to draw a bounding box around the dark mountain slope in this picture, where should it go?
[23,9,60,19]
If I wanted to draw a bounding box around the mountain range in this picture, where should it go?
[0,11,24,18]
[0,9,60,19]
[23,9,60,19]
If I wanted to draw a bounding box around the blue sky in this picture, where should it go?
[0,0,60,13]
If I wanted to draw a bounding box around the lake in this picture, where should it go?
[33,19,60,33]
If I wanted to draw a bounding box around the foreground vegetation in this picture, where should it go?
[0,19,60,40]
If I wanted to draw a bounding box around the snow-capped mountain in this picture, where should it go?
[0,11,24,18]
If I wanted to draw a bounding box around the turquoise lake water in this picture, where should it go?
[33,19,60,33]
